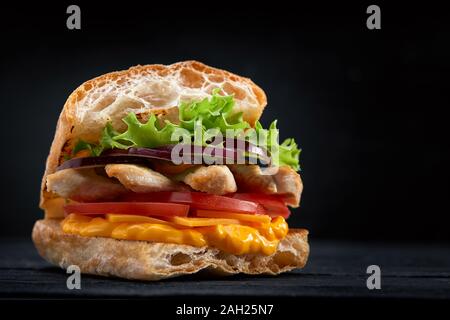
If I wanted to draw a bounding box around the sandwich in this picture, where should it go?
[32,61,309,281]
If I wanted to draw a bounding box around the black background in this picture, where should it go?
[0,1,449,242]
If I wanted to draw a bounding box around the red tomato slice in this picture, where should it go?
[120,192,266,215]
[64,202,189,217]
[229,193,291,218]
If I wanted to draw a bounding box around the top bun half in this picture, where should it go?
[40,61,267,211]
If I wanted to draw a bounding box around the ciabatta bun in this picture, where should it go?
[35,62,308,281]
[32,219,309,281]
[40,61,267,214]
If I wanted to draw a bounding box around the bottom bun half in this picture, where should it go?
[32,219,309,281]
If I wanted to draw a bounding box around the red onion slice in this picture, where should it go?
[57,139,272,171]
[56,155,150,171]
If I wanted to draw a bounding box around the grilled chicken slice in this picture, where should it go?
[228,165,277,193]
[229,165,303,207]
[105,164,183,193]
[46,168,127,202]
[183,165,237,195]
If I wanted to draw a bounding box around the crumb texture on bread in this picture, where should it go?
[32,219,309,281]
[40,61,267,210]
[69,61,266,142]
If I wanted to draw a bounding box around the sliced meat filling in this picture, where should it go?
[47,160,300,206]
[46,168,127,202]
[183,165,237,195]
[105,164,184,193]
[229,165,303,207]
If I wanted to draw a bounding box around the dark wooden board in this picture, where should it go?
[0,239,449,299]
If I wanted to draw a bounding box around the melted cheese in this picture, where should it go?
[61,214,289,255]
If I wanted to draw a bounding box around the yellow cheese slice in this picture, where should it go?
[169,216,241,227]
[195,210,271,224]
[60,213,289,255]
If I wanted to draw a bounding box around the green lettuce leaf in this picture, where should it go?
[73,89,301,170]
[178,88,250,133]
[112,113,179,148]
[72,139,102,157]
[253,120,301,171]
